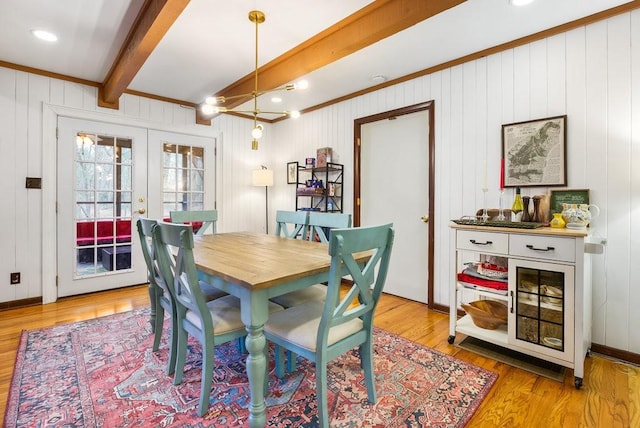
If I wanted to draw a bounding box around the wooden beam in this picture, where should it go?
[214,0,466,109]
[98,0,190,109]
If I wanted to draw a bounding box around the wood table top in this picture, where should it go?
[192,232,336,290]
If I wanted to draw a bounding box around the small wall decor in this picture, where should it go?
[550,189,589,214]
[502,115,567,187]
[287,161,298,184]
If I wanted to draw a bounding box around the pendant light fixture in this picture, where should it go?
[200,10,308,150]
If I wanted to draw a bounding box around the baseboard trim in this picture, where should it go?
[591,343,640,366]
[0,296,42,311]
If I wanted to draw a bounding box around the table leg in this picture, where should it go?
[246,324,267,427]
[239,291,271,428]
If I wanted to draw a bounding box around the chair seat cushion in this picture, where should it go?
[185,295,284,335]
[269,284,327,308]
[265,300,363,352]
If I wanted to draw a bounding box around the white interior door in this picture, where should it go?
[57,117,149,297]
[360,111,430,303]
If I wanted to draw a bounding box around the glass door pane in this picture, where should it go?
[74,133,133,276]
[515,266,565,351]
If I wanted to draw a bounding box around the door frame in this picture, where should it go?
[42,104,221,303]
[353,101,440,311]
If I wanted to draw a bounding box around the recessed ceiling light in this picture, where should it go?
[372,75,387,84]
[271,97,282,103]
[31,29,58,42]
[510,0,535,6]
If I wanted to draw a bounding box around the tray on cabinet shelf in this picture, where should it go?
[458,281,508,297]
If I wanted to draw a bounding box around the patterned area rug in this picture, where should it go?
[5,308,496,427]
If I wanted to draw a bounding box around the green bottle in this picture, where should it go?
[512,187,523,222]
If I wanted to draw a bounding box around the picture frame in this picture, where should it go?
[502,115,567,187]
[550,189,589,214]
[287,161,298,184]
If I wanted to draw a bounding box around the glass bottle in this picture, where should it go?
[511,187,523,222]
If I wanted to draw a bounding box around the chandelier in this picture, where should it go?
[200,10,308,150]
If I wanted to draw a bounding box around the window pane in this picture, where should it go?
[76,163,95,190]
[119,165,132,191]
[190,170,204,191]
[191,147,204,168]
[96,164,114,190]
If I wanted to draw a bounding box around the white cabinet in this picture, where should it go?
[448,224,592,388]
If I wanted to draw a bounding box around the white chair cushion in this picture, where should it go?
[269,284,327,308]
[186,295,284,335]
[265,300,363,352]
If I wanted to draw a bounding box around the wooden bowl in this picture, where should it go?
[462,300,508,330]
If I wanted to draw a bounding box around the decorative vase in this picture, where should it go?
[561,203,600,229]
[550,213,566,228]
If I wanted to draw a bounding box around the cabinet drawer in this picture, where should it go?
[509,234,575,262]
[456,230,508,254]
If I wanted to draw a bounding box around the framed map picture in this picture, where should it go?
[501,115,567,187]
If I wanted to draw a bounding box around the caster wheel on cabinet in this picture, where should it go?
[447,335,455,344]
[574,377,583,389]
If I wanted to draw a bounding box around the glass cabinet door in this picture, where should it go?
[508,258,574,361]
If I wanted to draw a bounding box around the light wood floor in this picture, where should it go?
[1,285,638,427]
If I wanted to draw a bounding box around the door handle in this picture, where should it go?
[138,208,146,214]
[420,215,429,223]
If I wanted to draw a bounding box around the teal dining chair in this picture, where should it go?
[270,210,331,309]
[153,221,283,416]
[274,210,308,239]
[138,218,228,375]
[306,211,352,243]
[264,223,395,428]
[170,209,218,235]
[137,218,175,369]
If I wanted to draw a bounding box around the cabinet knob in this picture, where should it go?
[420,215,429,223]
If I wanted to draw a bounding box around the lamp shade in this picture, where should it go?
[252,169,274,187]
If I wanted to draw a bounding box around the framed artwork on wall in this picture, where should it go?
[502,115,567,187]
[550,189,589,214]
[287,161,298,184]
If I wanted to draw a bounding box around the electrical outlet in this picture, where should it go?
[10,272,20,284]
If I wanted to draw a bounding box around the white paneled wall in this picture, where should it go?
[0,10,639,354]
[270,11,640,353]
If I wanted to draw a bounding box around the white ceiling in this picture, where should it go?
[0,0,633,119]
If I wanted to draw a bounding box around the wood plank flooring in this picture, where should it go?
[1,285,637,427]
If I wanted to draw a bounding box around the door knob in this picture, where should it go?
[421,215,429,223]
[138,208,146,214]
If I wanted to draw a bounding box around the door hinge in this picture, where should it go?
[356,197,361,206]
[55,276,59,287]
[357,137,361,147]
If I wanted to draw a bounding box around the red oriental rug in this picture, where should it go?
[5,308,496,427]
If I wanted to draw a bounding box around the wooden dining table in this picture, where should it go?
[191,231,368,427]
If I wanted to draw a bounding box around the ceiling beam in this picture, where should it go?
[208,0,466,112]
[98,0,190,109]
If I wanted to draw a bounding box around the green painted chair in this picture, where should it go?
[270,210,330,309]
[153,221,284,416]
[137,218,174,368]
[264,223,395,428]
[138,218,228,376]
[274,210,308,239]
[306,211,352,243]
[170,209,218,235]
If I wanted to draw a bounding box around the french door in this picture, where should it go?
[56,118,216,297]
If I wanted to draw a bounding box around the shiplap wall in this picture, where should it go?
[269,11,640,353]
[0,10,638,353]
